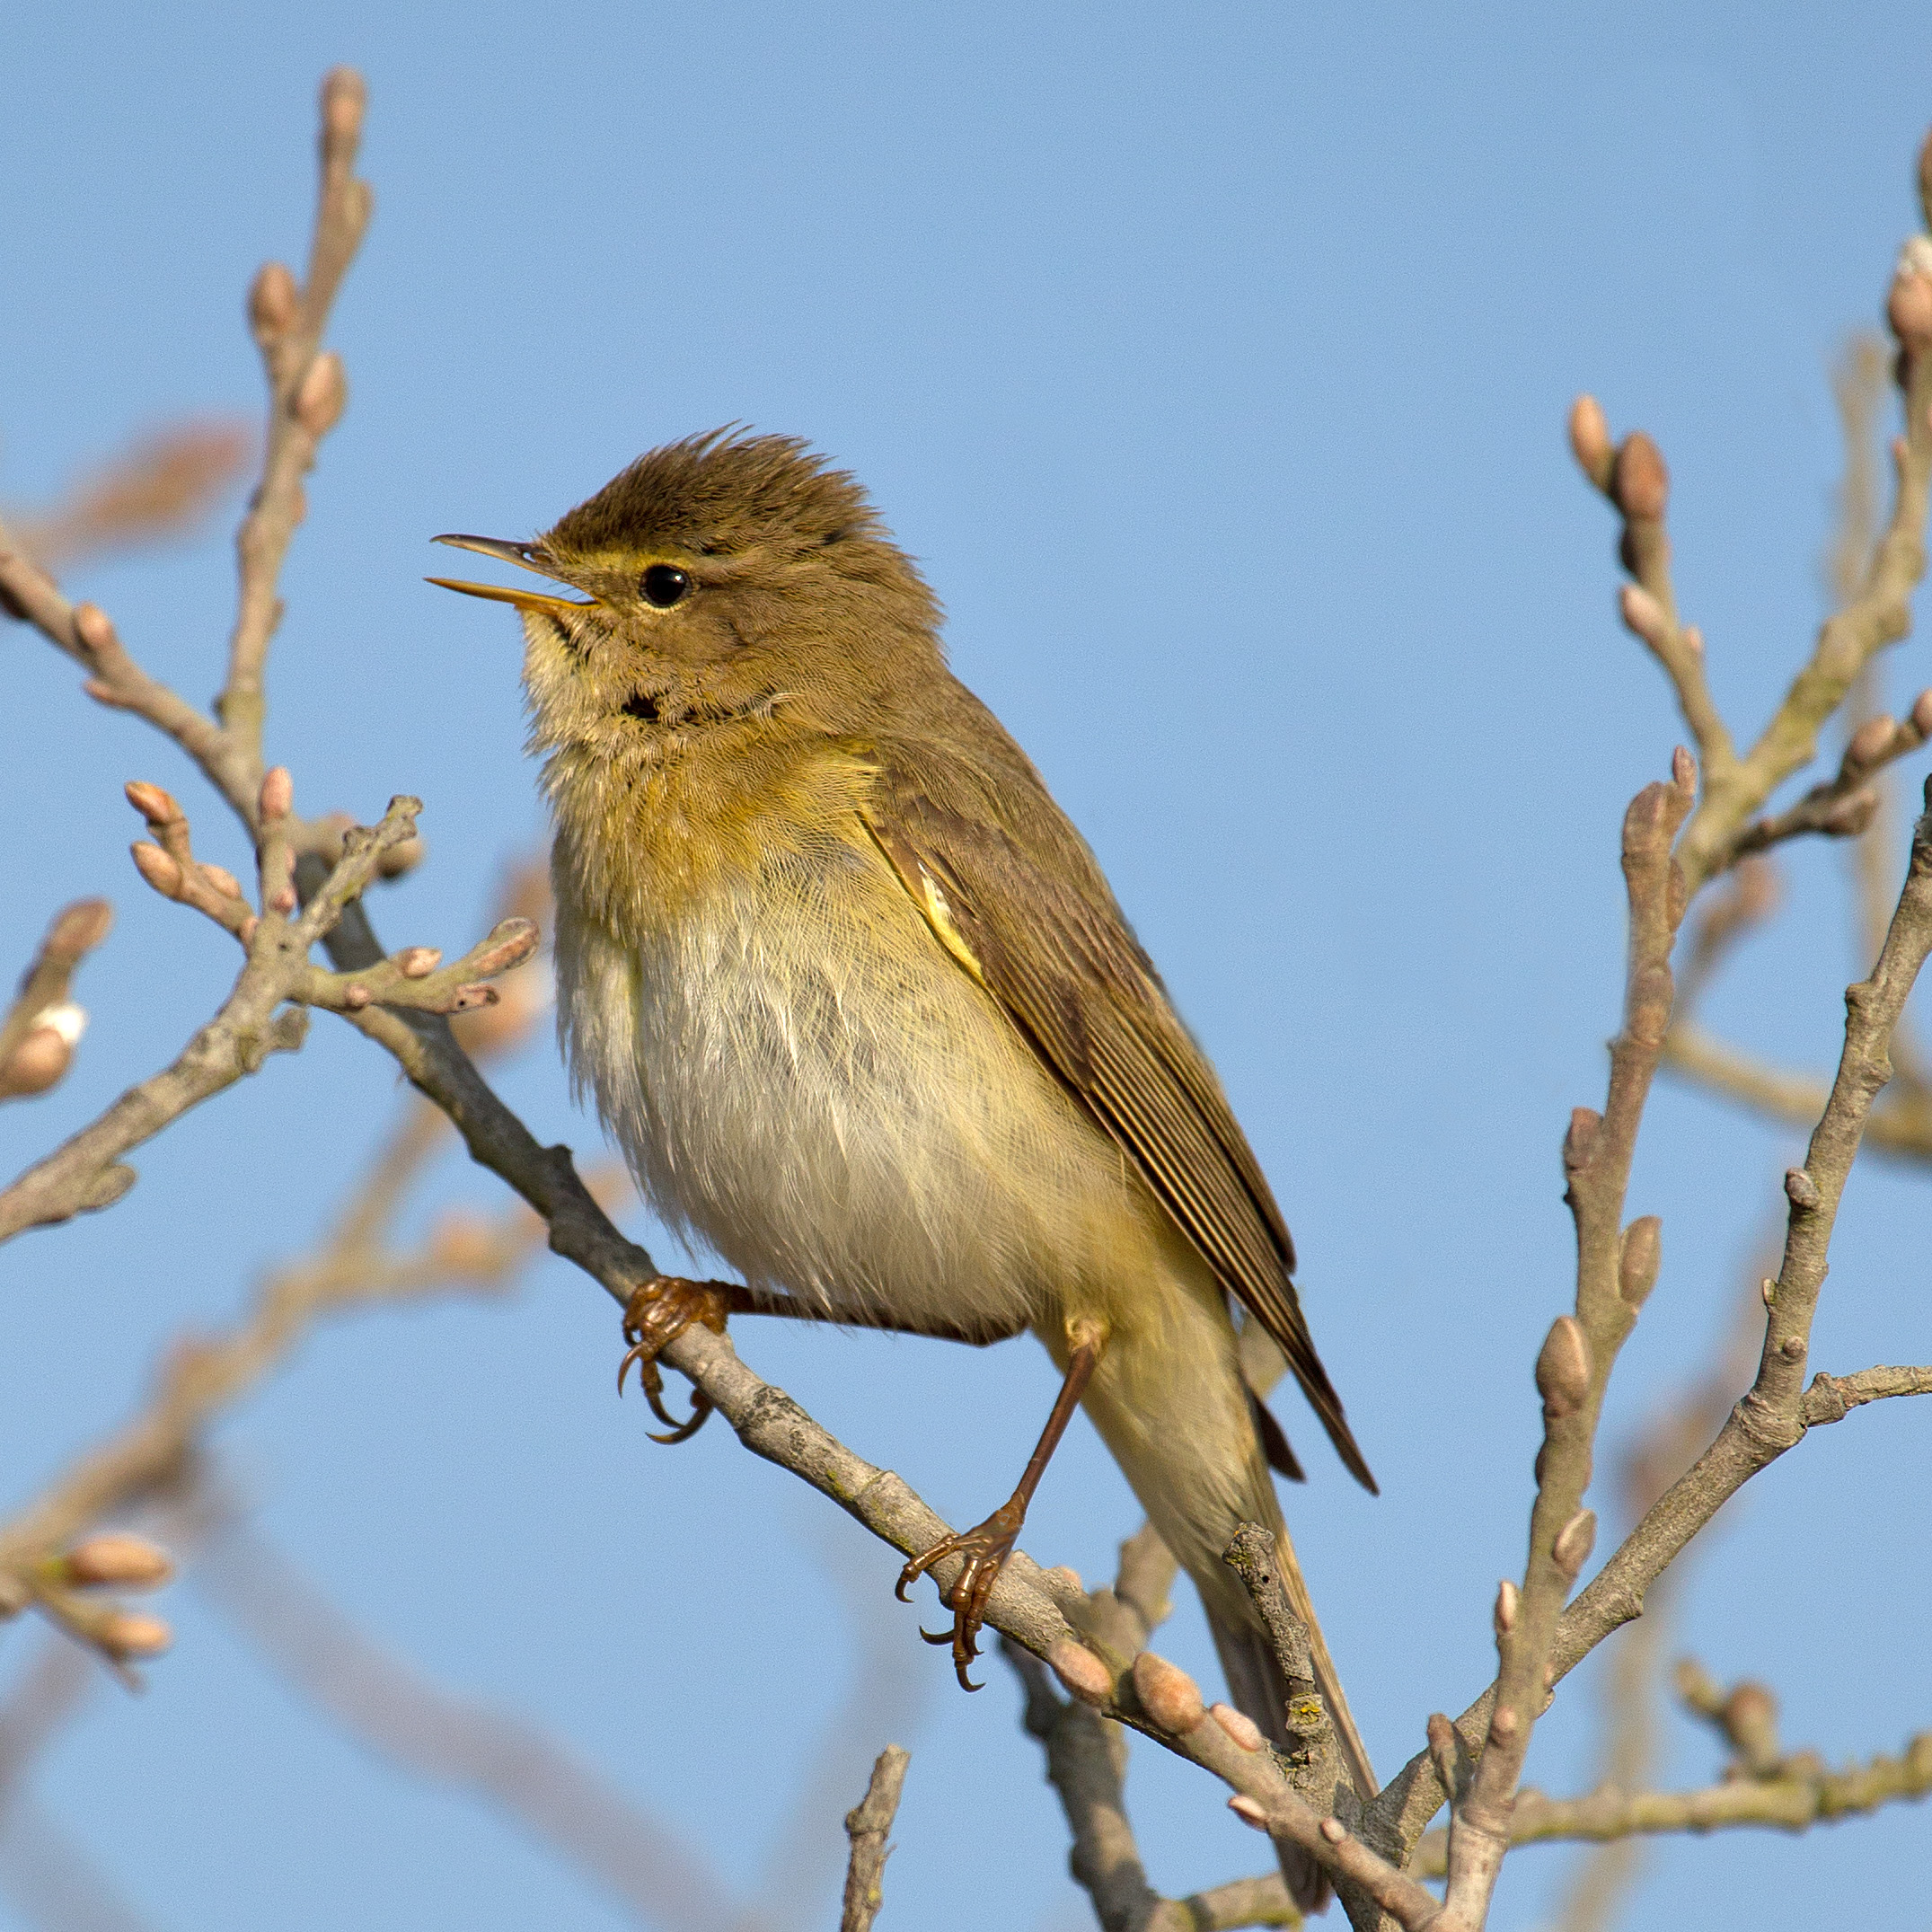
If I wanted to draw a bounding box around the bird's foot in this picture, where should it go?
[617,1276,730,1442]
[895,1494,1027,1691]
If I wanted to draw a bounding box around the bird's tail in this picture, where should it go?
[1075,1307,1373,1914]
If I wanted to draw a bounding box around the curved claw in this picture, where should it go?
[616,1275,729,1446]
[917,1623,956,1645]
[647,1388,714,1445]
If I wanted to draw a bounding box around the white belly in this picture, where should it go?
[553,841,1167,1339]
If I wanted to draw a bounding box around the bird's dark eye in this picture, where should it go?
[640,563,692,608]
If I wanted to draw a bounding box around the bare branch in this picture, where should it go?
[1409,1727,1932,1874]
[839,1747,910,1932]
[219,68,372,797]
[1370,776,1932,1873]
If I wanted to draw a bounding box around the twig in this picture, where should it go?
[1575,216,1932,895]
[839,1747,910,1932]
[1407,1728,1932,1872]
[0,783,441,1245]
[1367,780,1932,1873]
[219,68,372,802]
[199,1520,743,1932]
[0,901,111,1102]
[0,1124,585,1659]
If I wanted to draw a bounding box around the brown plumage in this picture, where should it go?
[434,430,1377,1908]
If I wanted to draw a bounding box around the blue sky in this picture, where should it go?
[2,4,1929,1928]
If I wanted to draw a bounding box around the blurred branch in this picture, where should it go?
[199,1520,743,1932]
[0,884,588,1669]
[10,421,251,570]
[0,900,111,1103]
[0,1795,163,1932]
[839,1747,910,1932]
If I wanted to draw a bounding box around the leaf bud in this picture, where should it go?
[62,1534,173,1588]
[1131,1651,1204,1734]
[1045,1638,1112,1706]
[395,947,443,980]
[1493,1577,1519,1637]
[1618,1215,1662,1307]
[200,864,244,900]
[294,352,347,437]
[1612,431,1670,521]
[70,608,121,668]
[124,780,181,826]
[1552,1507,1598,1577]
[1535,1315,1592,1416]
[1210,1701,1265,1751]
[250,261,300,339]
[259,766,294,824]
[1227,1794,1269,1830]
[96,1610,172,1659]
[1567,394,1612,486]
[1848,714,1897,772]
[130,842,183,898]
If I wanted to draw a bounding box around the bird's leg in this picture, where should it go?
[619,1280,1029,1442]
[896,1326,1105,1690]
[617,1277,734,1442]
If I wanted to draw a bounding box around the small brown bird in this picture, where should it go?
[432,431,1376,1904]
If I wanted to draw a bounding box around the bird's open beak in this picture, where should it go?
[427,534,600,616]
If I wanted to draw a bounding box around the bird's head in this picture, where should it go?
[430,429,943,754]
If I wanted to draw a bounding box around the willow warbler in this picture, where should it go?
[431,432,1377,1897]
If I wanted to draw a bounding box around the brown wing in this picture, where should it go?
[860,763,1375,1494]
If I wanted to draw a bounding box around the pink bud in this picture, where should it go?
[1210,1702,1266,1752]
[1848,714,1896,770]
[1227,1795,1269,1830]
[321,66,366,146]
[1535,1315,1592,1416]
[1567,394,1611,482]
[130,842,183,898]
[395,947,443,980]
[294,352,347,437]
[200,864,244,900]
[1,1026,73,1096]
[73,602,117,656]
[124,780,181,825]
[1613,431,1669,520]
[1132,1651,1205,1734]
[63,1534,173,1588]
[259,766,294,823]
[1319,1816,1348,1845]
[1045,1639,1112,1705]
[97,1610,172,1659]
[249,261,300,338]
